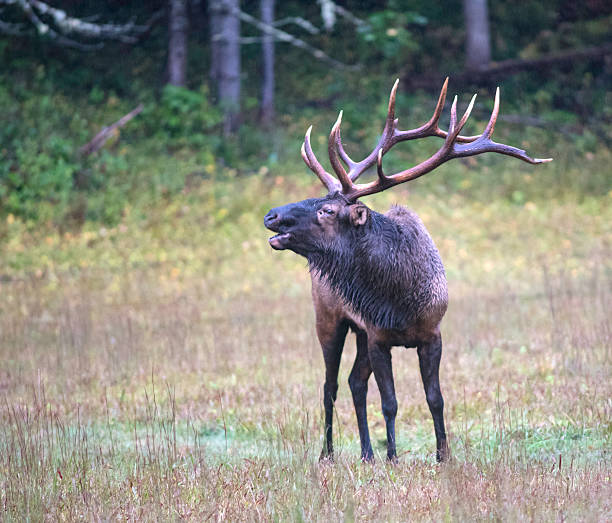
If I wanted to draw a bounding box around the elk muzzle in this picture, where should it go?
[264,208,292,250]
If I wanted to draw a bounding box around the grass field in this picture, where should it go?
[1,152,611,520]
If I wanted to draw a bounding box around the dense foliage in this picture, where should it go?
[0,0,610,226]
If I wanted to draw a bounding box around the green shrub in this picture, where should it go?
[139,84,222,148]
[1,136,77,221]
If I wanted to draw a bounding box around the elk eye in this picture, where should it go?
[323,208,335,215]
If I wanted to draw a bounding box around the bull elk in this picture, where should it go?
[264,79,551,462]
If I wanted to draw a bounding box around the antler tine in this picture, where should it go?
[302,126,342,193]
[451,93,477,140]
[328,111,353,192]
[335,127,357,170]
[420,76,448,136]
[449,96,458,133]
[470,145,554,165]
[300,142,311,168]
[482,86,500,138]
[387,78,399,126]
[376,149,389,183]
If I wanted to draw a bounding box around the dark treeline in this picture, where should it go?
[0,0,610,224]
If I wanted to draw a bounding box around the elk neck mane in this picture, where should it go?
[308,206,446,330]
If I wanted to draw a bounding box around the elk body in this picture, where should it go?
[264,79,550,462]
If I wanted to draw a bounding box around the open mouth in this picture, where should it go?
[269,232,291,250]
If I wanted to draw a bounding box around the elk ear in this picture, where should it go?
[349,204,369,226]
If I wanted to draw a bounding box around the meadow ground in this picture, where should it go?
[1,156,611,520]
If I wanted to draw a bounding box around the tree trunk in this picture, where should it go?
[167,0,188,86]
[210,0,241,136]
[259,0,275,127]
[463,0,491,71]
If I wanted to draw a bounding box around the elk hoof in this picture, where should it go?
[361,451,375,463]
[436,443,450,463]
[387,454,399,465]
[319,450,335,463]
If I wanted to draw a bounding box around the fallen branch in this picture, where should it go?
[273,16,319,34]
[407,43,612,89]
[79,104,143,157]
[0,0,159,49]
[476,43,612,77]
[333,4,368,29]
[28,0,147,42]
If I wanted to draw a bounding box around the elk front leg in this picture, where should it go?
[348,330,373,461]
[417,331,448,462]
[319,320,349,461]
[369,343,398,462]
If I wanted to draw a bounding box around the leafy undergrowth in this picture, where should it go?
[1,157,611,520]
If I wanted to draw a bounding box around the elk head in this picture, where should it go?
[264,78,551,257]
[264,193,369,256]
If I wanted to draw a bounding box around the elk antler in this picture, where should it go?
[301,126,342,193]
[301,79,552,201]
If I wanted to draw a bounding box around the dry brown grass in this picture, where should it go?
[1,177,610,521]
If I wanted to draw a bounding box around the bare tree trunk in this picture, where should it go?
[210,0,241,136]
[259,0,275,127]
[167,0,188,86]
[463,0,491,71]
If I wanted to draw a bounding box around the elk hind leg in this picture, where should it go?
[417,331,448,462]
[369,343,398,462]
[348,330,373,461]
